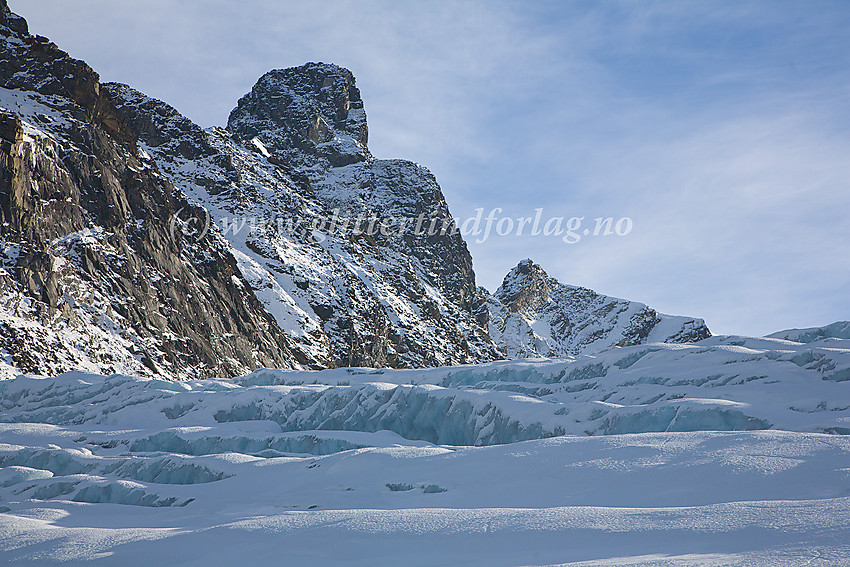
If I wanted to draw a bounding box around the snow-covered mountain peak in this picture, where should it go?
[100,63,503,370]
[487,258,711,358]
[227,62,370,169]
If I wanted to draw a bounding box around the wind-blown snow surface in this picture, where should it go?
[2,335,850,565]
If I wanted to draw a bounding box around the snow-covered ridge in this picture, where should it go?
[768,321,850,344]
[1,14,299,381]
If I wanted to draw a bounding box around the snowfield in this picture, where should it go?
[1,334,850,565]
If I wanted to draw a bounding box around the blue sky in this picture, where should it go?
[11,0,850,336]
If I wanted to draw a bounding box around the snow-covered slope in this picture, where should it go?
[1,333,849,564]
[487,259,710,358]
[2,427,849,566]
[768,321,850,344]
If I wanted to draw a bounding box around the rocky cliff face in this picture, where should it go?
[486,259,711,358]
[225,63,480,314]
[0,4,299,379]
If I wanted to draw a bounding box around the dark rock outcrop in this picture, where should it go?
[228,63,369,169]
[1,5,299,379]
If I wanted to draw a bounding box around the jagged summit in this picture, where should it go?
[227,62,370,168]
[486,258,711,358]
[496,259,552,315]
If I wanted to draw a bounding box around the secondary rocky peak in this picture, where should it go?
[227,62,369,168]
[496,259,552,315]
[512,258,541,275]
[486,259,711,358]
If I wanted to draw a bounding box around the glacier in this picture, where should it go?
[1,333,850,565]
